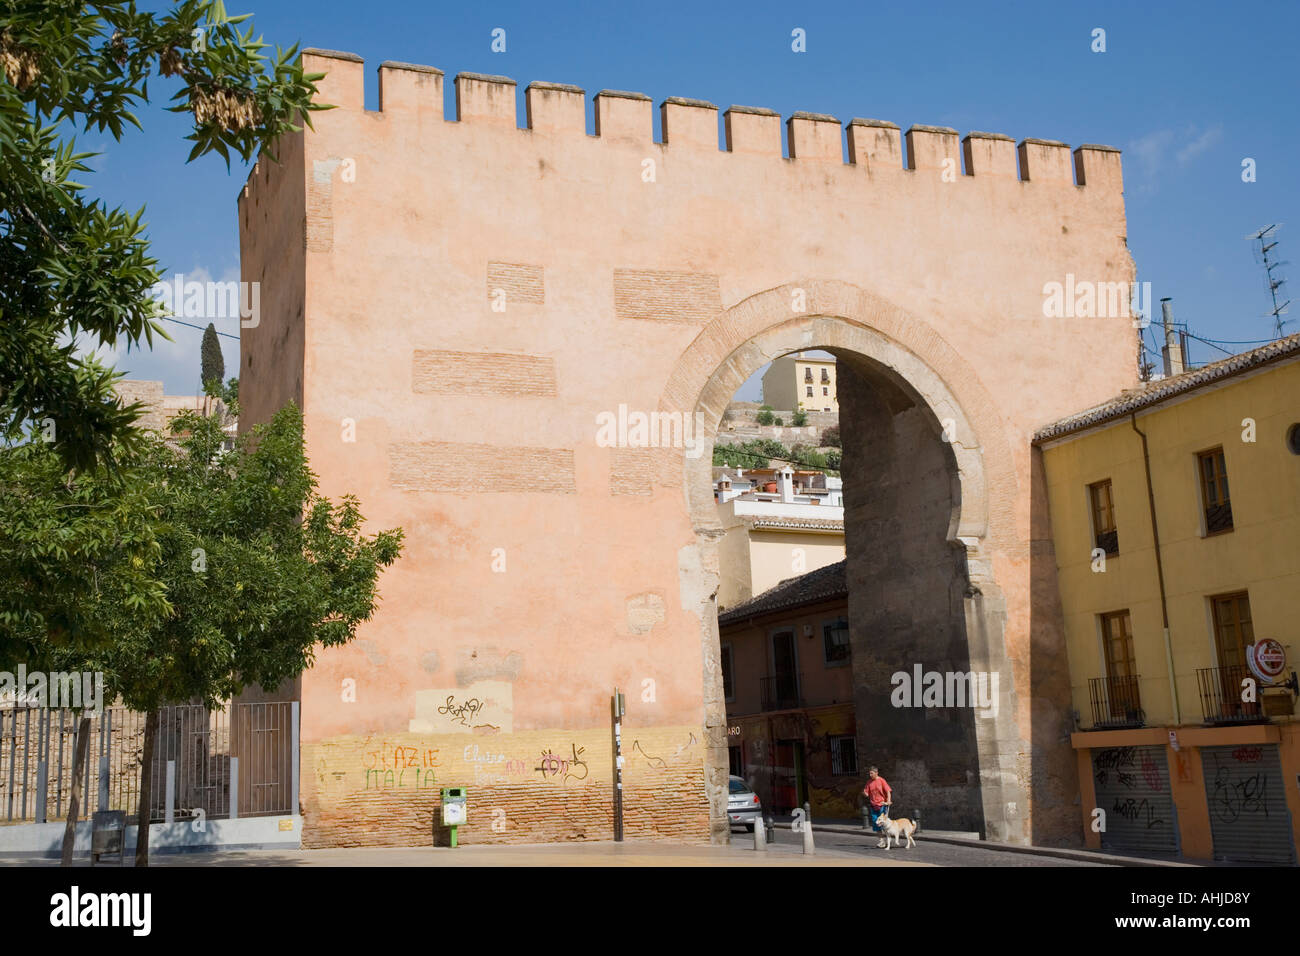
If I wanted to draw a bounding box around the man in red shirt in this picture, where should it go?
[863,766,893,848]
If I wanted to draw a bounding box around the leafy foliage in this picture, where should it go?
[0,1,328,471]
[0,401,404,713]
[713,437,840,476]
[0,439,169,668]
[713,438,790,469]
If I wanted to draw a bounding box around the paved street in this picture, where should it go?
[0,825,1146,867]
[761,826,1116,867]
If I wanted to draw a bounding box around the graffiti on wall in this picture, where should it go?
[363,738,441,772]
[466,744,530,786]
[358,736,441,790]
[438,696,485,726]
[1094,746,1165,831]
[1210,747,1271,825]
[409,680,513,734]
[364,767,439,790]
[631,732,698,770]
[535,744,588,784]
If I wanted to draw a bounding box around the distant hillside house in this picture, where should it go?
[114,380,236,449]
[761,352,838,413]
[715,464,845,610]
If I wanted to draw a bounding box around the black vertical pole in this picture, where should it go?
[612,688,624,842]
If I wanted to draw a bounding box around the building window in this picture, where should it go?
[728,745,743,777]
[829,735,857,775]
[821,369,830,384]
[1211,592,1252,671]
[1089,479,1118,556]
[1197,447,1233,534]
[806,385,813,397]
[823,618,850,665]
[1100,610,1135,681]
[804,368,813,383]
[822,386,829,396]
[721,643,734,701]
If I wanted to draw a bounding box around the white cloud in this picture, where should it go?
[1176,124,1223,165]
[1126,125,1224,195]
[69,263,243,394]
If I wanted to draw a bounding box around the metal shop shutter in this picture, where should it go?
[1091,745,1180,855]
[1201,744,1297,864]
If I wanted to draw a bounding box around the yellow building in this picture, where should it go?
[760,353,839,413]
[1035,334,1300,863]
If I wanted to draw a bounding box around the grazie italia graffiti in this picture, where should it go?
[362,738,441,790]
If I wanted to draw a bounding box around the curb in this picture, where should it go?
[772,822,1194,867]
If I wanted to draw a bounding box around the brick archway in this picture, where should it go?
[664,279,1029,844]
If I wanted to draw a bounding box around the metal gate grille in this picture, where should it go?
[1202,744,1296,863]
[1091,744,1179,855]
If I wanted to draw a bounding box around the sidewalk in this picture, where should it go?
[2,839,932,868]
[770,815,1195,868]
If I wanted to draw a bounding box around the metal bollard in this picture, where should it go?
[802,816,815,855]
[753,816,767,851]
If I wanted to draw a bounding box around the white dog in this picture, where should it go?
[877,810,919,850]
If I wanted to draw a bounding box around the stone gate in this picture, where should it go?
[238,48,1137,847]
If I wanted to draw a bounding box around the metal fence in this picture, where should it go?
[0,701,298,825]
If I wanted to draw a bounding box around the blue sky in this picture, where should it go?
[84,0,1298,398]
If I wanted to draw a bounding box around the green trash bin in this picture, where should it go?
[441,787,467,847]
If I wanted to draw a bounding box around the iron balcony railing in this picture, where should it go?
[1204,501,1233,534]
[1197,665,1265,724]
[1088,675,1145,728]
[760,676,803,712]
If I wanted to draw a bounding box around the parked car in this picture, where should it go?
[727,775,762,830]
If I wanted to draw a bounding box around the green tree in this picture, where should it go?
[117,401,403,865]
[791,409,808,427]
[755,407,775,426]
[790,443,828,470]
[0,437,172,863]
[0,1,328,471]
[200,321,224,390]
[713,438,792,469]
[0,401,404,865]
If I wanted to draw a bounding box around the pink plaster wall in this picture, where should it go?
[237,50,1136,846]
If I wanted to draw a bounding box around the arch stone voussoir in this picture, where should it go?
[663,279,1016,552]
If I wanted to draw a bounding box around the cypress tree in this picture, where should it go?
[201,322,225,390]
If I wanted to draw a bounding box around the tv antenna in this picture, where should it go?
[1246,224,1291,339]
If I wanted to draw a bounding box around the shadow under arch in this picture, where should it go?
[661,281,1030,846]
